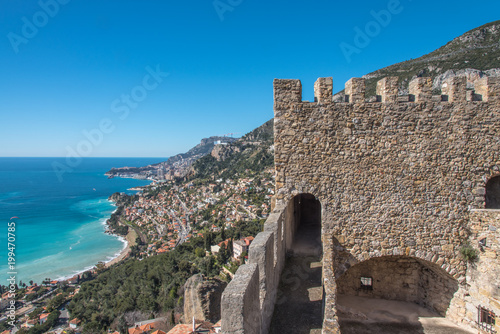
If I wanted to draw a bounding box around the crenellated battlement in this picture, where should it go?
[274,75,500,106]
[474,76,500,102]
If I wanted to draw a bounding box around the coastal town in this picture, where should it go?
[0,160,275,334]
[117,169,275,259]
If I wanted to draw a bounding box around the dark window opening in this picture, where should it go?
[485,176,500,209]
[360,277,373,290]
[478,306,496,333]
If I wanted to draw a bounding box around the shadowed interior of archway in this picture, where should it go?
[270,194,323,333]
[336,256,471,334]
[485,175,500,209]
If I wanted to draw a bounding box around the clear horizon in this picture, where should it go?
[1,0,499,157]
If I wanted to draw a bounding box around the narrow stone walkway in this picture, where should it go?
[269,219,323,334]
[337,295,476,334]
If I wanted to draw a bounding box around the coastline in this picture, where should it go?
[0,158,159,285]
[53,198,137,282]
[100,181,150,270]
[105,228,137,268]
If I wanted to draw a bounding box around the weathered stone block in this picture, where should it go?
[475,76,500,103]
[345,77,365,103]
[314,77,333,104]
[409,77,432,102]
[376,77,398,103]
[274,79,302,104]
[441,77,467,102]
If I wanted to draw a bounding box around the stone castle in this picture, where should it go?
[220,75,500,333]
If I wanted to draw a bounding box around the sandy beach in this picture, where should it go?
[105,228,137,268]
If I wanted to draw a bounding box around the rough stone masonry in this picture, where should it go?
[221,75,500,333]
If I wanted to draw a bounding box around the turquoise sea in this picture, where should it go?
[0,157,163,285]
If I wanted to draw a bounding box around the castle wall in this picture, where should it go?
[466,210,500,332]
[221,75,500,334]
[274,76,500,332]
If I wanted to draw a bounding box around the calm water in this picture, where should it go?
[0,157,163,284]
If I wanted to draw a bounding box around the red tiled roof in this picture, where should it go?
[128,327,144,334]
[166,324,194,334]
[167,322,214,334]
[128,321,160,334]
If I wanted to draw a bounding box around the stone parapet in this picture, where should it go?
[221,205,287,334]
[221,263,261,334]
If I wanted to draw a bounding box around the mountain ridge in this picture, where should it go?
[360,20,500,95]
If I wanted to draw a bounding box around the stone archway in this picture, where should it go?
[335,256,469,334]
[270,194,323,333]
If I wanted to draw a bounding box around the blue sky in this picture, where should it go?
[0,0,498,157]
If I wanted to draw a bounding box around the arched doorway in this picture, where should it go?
[285,193,322,256]
[336,256,468,333]
[485,175,500,209]
[270,194,323,333]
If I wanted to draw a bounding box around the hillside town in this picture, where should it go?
[118,168,274,258]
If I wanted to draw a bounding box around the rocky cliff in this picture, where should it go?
[183,274,227,324]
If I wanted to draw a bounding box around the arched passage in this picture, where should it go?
[485,175,500,209]
[336,256,467,334]
[270,194,323,333]
[284,193,322,256]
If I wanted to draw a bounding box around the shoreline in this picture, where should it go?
[105,228,137,268]
[54,212,133,282]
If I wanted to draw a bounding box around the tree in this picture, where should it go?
[227,239,233,258]
[204,232,213,251]
[220,225,226,241]
[94,261,106,274]
[116,315,128,334]
[218,243,229,264]
[194,247,205,258]
[29,307,44,320]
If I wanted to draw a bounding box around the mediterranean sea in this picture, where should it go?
[0,157,163,285]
